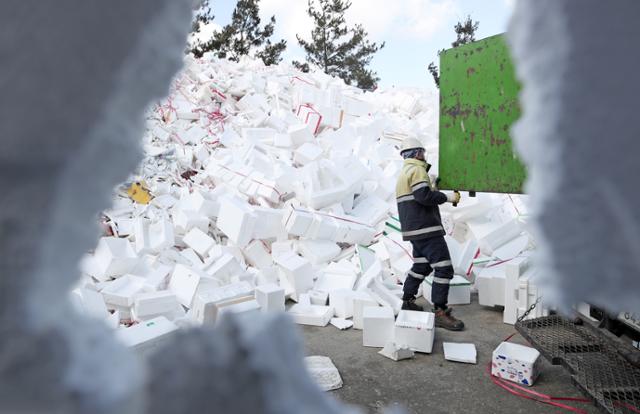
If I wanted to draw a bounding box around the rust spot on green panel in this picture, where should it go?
[438,34,526,194]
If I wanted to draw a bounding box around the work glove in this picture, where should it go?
[447,191,461,205]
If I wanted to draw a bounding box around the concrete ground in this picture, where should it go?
[300,294,599,414]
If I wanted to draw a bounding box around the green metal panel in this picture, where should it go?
[438,34,526,194]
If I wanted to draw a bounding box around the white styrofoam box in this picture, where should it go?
[180,190,217,217]
[298,293,312,307]
[271,240,297,260]
[143,264,172,292]
[343,96,373,117]
[304,215,339,240]
[180,248,205,269]
[307,186,349,211]
[476,263,507,307]
[450,196,494,222]
[241,127,277,143]
[148,219,175,252]
[93,237,138,280]
[252,207,285,239]
[255,283,285,313]
[116,316,178,356]
[340,222,377,245]
[356,244,378,274]
[175,101,199,121]
[296,104,323,134]
[363,306,395,348]
[191,282,254,324]
[309,289,329,305]
[443,342,477,364]
[504,257,531,325]
[330,318,353,330]
[151,194,177,210]
[366,277,402,315]
[349,195,389,227]
[454,238,480,277]
[107,303,132,323]
[470,218,522,256]
[217,298,261,321]
[169,264,207,308]
[288,304,334,327]
[493,235,529,261]
[294,142,323,165]
[423,275,471,306]
[243,240,273,269]
[283,208,315,237]
[288,124,314,147]
[274,252,314,302]
[273,132,293,148]
[183,125,207,144]
[517,271,548,321]
[172,209,210,235]
[378,342,415,361]
[75,288,110,320]
[382,234,412,262]
[394,310,435,354]
[204,253,244,284]
[255,265,280,286]
[256,179,282,204]
[133,291,181,320]
[101,275,145,307]
[492,342,541,386]
[356,258,383,291]
[216,196,257,247]
[132,218,151,254]
[298,240,341,265]
[208,244,245,265]
[183,228,215,257]
[369,241,391,263]
[314,268,357,294]
[390,254,413,279]
[353,296,379,330]
[329,289,373,319]
[106,310,121,329]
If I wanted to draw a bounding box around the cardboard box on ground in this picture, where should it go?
[75,54,538,355]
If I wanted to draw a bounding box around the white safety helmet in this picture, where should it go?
[400,137,425,154]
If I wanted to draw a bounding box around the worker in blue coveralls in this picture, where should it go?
[395,137,464,331]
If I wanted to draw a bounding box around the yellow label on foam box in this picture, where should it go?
[127,182,152,204]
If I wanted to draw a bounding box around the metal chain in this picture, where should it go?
[516,296,543,323]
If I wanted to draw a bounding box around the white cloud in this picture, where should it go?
[503,0,516,10]
[259,0,312,45]
[259,0,460,47]
[348,0,459,41]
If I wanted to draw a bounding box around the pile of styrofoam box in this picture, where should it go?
[72,54,539,353]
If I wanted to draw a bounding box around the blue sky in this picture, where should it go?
[211,0,514,89]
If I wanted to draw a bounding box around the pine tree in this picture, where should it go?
[428,15,480,89]
[451,16,480,48]
[189,1,216,58]
[294,0,385,91]
[192,0,287,66]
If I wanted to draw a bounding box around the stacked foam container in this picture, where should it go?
[72,54,544,355]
